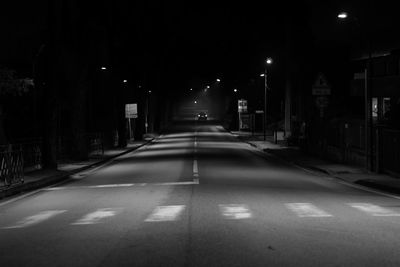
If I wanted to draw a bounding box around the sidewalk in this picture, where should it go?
[0,140,152,200]
[232,130,400,196]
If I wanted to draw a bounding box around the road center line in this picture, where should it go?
[193,159,199,177]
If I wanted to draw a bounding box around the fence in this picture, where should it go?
[380,128,400,176]
[0,145,24,187]
[58,132,108,160]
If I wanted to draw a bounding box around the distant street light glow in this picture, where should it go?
[148,90,152,93]
[101,67,107,70]
[123,80,128,83]
[266,58,273,64]
[233,89,238,92]
[216,79,221,82]
[194,100,197,104]
[206,86,210,89]
[260,74,265,77]
[338,12,348,19]
[190,88,193,91]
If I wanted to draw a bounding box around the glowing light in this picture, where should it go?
[234,89,238,92]
[338,12,348,19]
[216,79,221,82]
[266,58,273,64]
[123,80,128,83]
[101,66,107,70]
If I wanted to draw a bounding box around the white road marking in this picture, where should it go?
[348,203,400,216]
[3,210,66,229]
[89,184,134,188]
[193,159,199,177]
[219,204,252,220]
[145,205,185,222]
[71,208,121,225]
[46,181,198,191]
[286,203,333,217]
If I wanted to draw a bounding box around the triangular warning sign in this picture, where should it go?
[313,73,330,88]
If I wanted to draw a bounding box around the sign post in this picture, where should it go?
[238,99,248,130]
[125,104,138,140]
[312,73,331,117]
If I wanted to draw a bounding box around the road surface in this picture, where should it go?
[1,123,400,266]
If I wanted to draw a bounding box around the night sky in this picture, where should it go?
[1,0,399,92]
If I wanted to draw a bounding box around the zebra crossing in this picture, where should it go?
[2,202,400,229]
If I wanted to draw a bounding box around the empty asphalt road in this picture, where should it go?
[1,123,400,267]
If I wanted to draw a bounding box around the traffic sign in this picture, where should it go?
[312,73,331,95]
[125,103,138,118]
[238,99,247,113]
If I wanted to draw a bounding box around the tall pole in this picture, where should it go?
[264,66,267,141]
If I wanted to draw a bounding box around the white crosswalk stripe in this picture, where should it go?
[71,208,122,225]
[145,205,185,222]
[285,203,333,217]
[219,204,252,220]
[348,203,400,216]
[2,210,66,229]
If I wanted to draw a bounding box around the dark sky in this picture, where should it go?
[1,1,399,89]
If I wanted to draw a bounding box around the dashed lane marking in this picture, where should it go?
[219,204,252,220]
[71,208,122,225]
[193,159,199,177]
[348,203,400,217]
[286,203,333,218]
[2,210,66,229]
[145,205,186,222]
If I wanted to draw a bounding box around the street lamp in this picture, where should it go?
[123,79,128,83]
[145,90,152,134]
[216,78,221,82]
[337,12,348,19]
[233,88,238,93]
[337,12,373,171]
[263,57,273,140]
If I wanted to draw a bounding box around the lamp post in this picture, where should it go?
[145,90,151,134]
[338,11,373,171]
[261,58,273,140]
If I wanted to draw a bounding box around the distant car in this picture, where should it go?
[197,112,207,121]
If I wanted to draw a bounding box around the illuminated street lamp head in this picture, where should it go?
[206,85,210,89]
[194,100,197,104]
[148,90,152,94]
[190,88,193,91]
[260,73,265,77]
[266,58,273,65]
[338,12,348,19]
[216,78,221,82]
[123,79,128,83]
[101,66,107,70]
[233,89,238,93]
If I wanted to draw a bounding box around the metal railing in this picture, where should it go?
[0,146,24,187]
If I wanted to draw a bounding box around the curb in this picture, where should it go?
[246,141,400,198]
[0,139,153,200]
